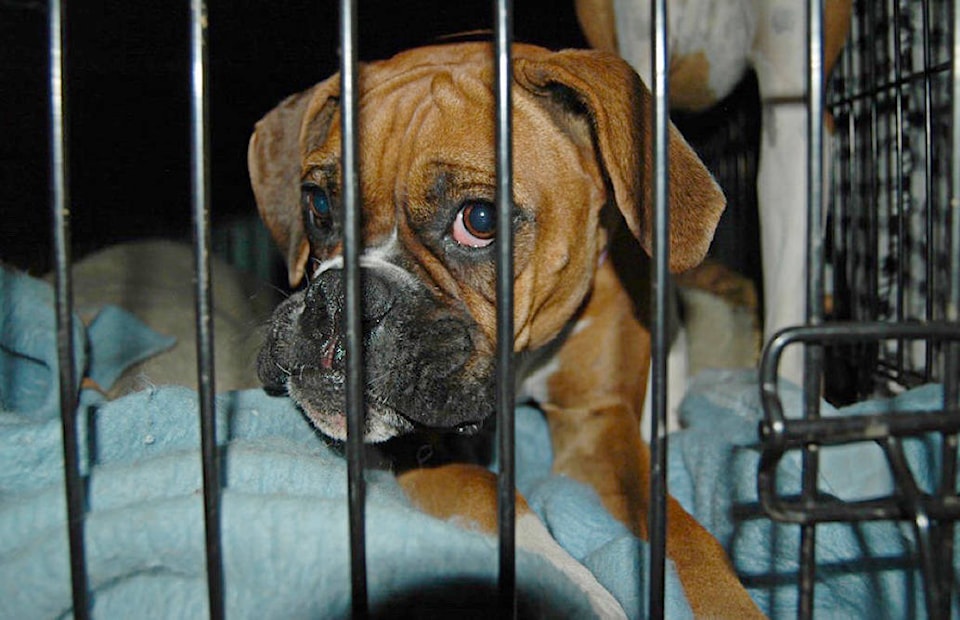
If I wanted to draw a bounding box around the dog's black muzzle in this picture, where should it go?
[258,265,495,438]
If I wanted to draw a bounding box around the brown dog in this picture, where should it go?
[249,42,763,617]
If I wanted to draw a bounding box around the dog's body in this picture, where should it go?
[249,42,762,616]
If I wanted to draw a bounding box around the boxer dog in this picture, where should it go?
[249,42,763,617]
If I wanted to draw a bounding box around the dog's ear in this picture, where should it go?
[513,47,724,272]
[248,77,340,286]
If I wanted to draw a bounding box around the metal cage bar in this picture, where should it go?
[924,4,959,615]
[891,0,908,372]
[49,1,90,617]
[920,0,937,378]
[646,0,671,616]
[939,0,960,616]
[338,0,369,616]
[332,2,524,617]
[796,1,827,616]
[493,0,518,616]
[952,0,960,332]
[189,2,226,618]
[949,0,960,427]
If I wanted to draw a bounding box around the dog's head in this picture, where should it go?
[248,42,723,442]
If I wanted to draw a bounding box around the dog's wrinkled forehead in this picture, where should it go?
[303,65,499,230]
[304,58,525,189]
[303,59,600,260]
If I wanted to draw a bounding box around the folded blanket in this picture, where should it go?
[1,265,954,618]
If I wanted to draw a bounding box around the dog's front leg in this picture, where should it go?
[544,403,764,618]
[397,464,627,619]
[538,261,763,617]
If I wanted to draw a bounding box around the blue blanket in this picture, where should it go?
[1,265,954,618]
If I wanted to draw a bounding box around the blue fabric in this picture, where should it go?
[0,266,174,424]
[0,267,628,619]
[1,267,84,418]
[1,387,617,619]
[1,265,955,618]
[675,370,957,619]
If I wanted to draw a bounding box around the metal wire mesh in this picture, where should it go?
[758,1,960,617]
[825,0,956,398]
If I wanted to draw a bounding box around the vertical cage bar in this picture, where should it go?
[949,0,960,382]
[951,0,960,329]
[493,0,517,616]
[339,0,368,616]
[865,0,881,328]
[939,0,960,612]
[891,0,907,373]
[882,434,943,614]
[188,1,225,618]
[647,0,669,615]
[945,0,960,478]
[799,0,826,617]
[866,0,884,392]
[929,0,956,611]
[920,0,936,378]
[49,1,90,617]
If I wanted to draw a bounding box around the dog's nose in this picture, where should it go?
[300,277,333,338]
[302,268,396,335]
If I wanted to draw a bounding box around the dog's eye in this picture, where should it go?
[452,200,496,248]
[301,184,333,231]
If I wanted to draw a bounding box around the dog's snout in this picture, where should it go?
[300,277,334,337]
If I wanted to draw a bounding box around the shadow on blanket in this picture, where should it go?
[2,264,955,618]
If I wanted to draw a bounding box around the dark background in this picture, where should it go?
[0,1,587,274]
[0,0,759,290]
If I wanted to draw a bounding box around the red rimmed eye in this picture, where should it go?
[452,200,496,248]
